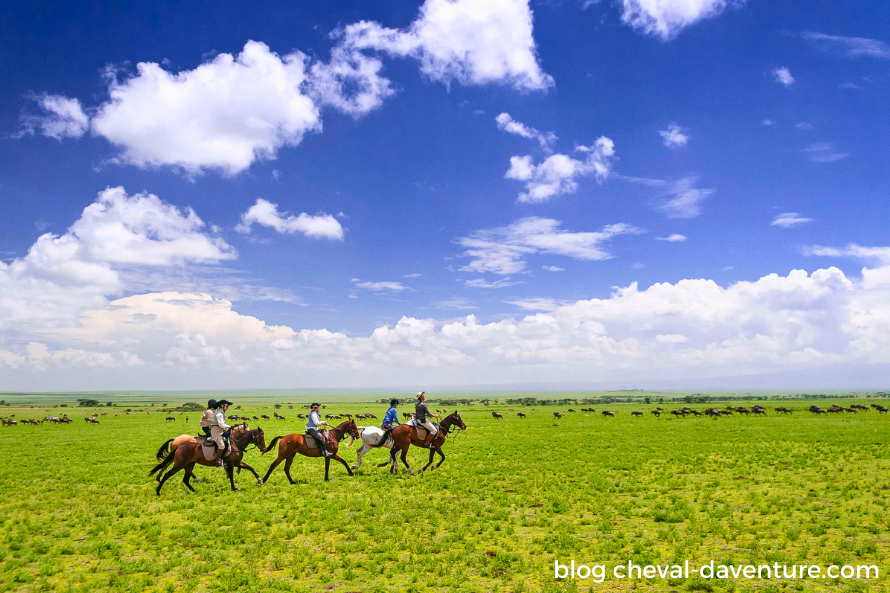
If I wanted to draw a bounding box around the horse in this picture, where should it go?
[261,419,361,483]
[150,424,267,495]
[367,412,466,476]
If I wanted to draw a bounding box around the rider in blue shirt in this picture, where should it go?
[306,402,333,458]
[382,399,400,430]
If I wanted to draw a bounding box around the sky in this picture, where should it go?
[1,0,890,391]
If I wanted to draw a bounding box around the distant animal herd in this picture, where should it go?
[2,403,887,427]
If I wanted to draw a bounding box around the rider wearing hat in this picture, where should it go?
[199,399,217,438]
[415,391,439,448]
[209,399,233,456]
[382,399,400,430]
[306,403,333,458]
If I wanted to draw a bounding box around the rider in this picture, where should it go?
[199,399,217,438]
[382,399,400,430]
[415,391,440,448]
[306,403,333,458]
[209,399,233,456]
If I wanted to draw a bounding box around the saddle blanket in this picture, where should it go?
[304,431,327,449]
[406,419,438,440]
[201,443,217,461]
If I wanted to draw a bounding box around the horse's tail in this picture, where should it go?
[263,436,283,456]
[155,438,174,461]
[149,450,174,477]
[370,429,393,448]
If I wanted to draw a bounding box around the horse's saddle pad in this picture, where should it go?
[200,443,217,461]
[304,432,327,449]
[406,419,436,439]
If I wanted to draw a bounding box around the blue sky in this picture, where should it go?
[1,0,889,390]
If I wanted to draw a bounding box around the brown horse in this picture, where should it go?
[262,419,361,483]
[149,424,266,495]
[373,411,466,476]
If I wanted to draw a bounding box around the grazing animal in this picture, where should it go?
[165,416,175,422]
[150,424,266,495]
[601,411,615,417]
[517,412,526,418]
[491,412,503,419]
[553,412,562,419]
[631,411,643,417]
[262,420,361,483]
[363,412,466,475]
[651,410,661,417]
[567,408,576,412]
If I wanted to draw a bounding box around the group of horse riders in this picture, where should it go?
[197,390,441,459]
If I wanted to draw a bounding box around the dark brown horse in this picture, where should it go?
[262,419,361,483]
[149,424,266,495]
[373,411,465,476]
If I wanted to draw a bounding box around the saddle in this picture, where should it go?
[304,430,329,449]
[406,419,439,440]
[196,434,233,461]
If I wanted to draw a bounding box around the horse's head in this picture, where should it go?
[340,419,361,447]
[446,411,466,431]
[254,427,266,453]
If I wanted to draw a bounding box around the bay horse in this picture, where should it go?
[369,411,465,476]
[149,424,266,495]
[261,419,361,483]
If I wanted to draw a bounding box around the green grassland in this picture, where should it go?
[0,396,888,593]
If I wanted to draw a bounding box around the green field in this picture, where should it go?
[0,395,888,592]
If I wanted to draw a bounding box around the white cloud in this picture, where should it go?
[404,273,423,278]
[235,198,344,240]
[90,41,322,175]
[619,0,739,41]
[0,187,235,334]
[795,122,814,130]
[20,94,89,140]
[505,137,616,203]
[496,112,557,151]
[659,123,690,148]
[352,279,407,292]
[772,212,813,228]
[307,44,395,117]
[542,265,565,272]
[656,234,687,242]
[656,177,713,219]
[339,0,553,91]
[801,32,890,60]
[773,67,795,87]
[436,298,477,310]
[801,143,848,163]
[458,217,643,275]
[762,119,775,126]
[464,278,520,289]
[507,297,565,311]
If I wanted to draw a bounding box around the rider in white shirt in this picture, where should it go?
[306,402,333,457]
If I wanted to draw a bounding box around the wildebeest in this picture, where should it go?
[631,411,643,417]
[165,416,175,422]
[651,410,661,417]
[553,412,562,419]
[601,411,615,417]
[491,412,503,419]
[517,412,526,418]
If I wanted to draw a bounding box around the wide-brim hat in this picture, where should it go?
[207,399,218,408]
[217,399,233,406]
[416,391,425,399]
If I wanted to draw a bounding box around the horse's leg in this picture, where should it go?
[283,455,297,485]
[433,443,445,469]
[183,462,198,492]
[421,446,436,473]
[156,464,182,496]
[324,456,331,481]
[400,445,413,476]
[262,453,284,484]
[353,442,369,470]
[333,454,354,477]
[226,462,240,491]
[238,460,262,484]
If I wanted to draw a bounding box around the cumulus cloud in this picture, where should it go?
[458,217,643,275]
[543,265,565,272]
[762,119,775,126]
[656,234,687,242]
[801,143,848,163]
[464,278,520,289]
[235,198,344,240]
[795,122,814,130]
[801,32,890,60]
[496,112,557,150]
[772,212,813,228]
[10,263,890,390]
[659,123,689,148]
[505,137,616,203]
[619,0,740,41]
[656,177,713,219]
[19,94,90,140]
[0,187,235,334]
[339,0,553,91]
[773,67,795,87]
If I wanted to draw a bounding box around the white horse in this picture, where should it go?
[352,426,395,470]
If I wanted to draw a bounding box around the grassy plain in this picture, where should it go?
[0,394,888,593]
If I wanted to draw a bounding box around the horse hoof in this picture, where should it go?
[257,479,263,485]
[233,488,241,492]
